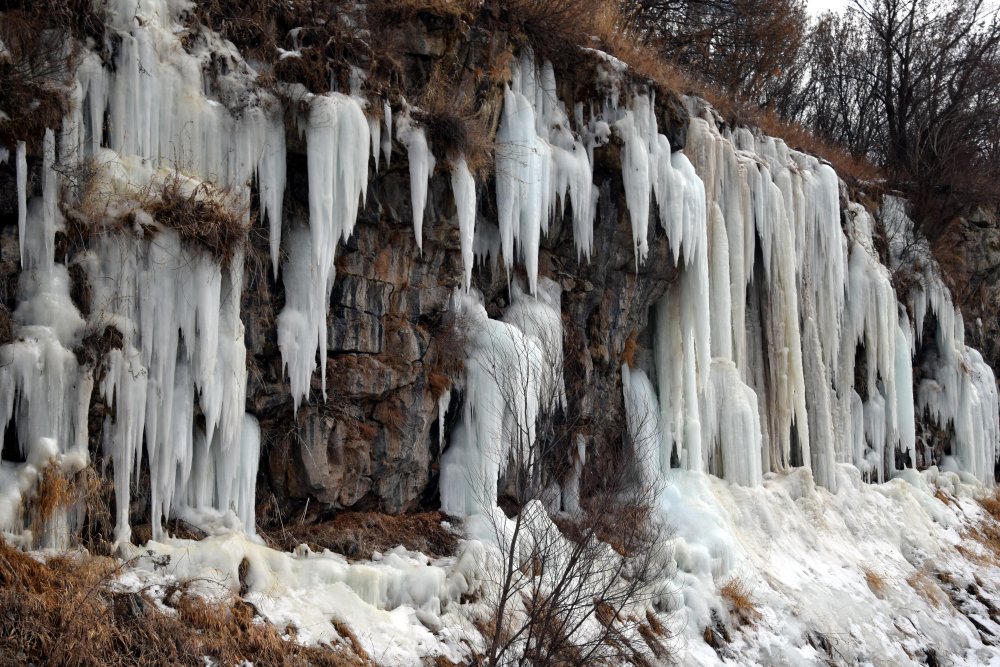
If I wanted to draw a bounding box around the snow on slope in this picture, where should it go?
[109,466,1000,665]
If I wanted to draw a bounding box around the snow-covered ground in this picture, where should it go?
[112,465,1000,666]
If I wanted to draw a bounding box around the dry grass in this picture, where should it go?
[862,565,888,596]
[32,460,74,526]
[0,537,367,666]
[260,511,458,561]
[981,489,1000,522]
[719,576,761,626]
[907,567,946,608]
[622,330,639,367]
[145,178,251,269]
[331,620,371,662]
[416,65,494,178]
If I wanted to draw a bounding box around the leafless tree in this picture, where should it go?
[452,291,675,666]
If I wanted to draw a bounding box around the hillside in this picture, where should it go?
[0,1,999,665]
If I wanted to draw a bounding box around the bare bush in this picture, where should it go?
[451,293,674,666]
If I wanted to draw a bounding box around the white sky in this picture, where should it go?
[806,0,851,17]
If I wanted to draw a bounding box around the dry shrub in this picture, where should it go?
[260,511,458,561]
[0,537,367,666]
[862,565,887,596]
[907,567,946,608]
[720,576,761,626]
[415,66,493,178]
[32,460,74,526]
[498,0,611,67]
[145,178,251,268]
[0,12,72,150]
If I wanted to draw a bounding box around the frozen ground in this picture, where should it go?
[110,465,1000,666]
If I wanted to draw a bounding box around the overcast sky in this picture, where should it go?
[806,0,851,17]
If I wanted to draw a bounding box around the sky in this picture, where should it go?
[806,0,851,17]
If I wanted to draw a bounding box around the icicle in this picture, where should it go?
[279,93,370,408]
[15,141,26,266]
[450,157,477,292]
[397,115,436,251]
[440,281,562,517]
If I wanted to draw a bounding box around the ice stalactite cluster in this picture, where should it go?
[491,50,598,293]
[440,279,564,516]
[0,131,92,545]
[620,104,997,491]
[278,93,370,410]
[461,49,996,513]
[882,197,999,484]
[0,0,282,544]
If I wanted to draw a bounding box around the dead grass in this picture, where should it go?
[332,620,371,662]
[0,537,368,666]
[907,567,946,608]
[415,65,494,178]
[719,576,762,626]
[622,330,639,367]
[981,489,1000,522]
[260,511,458,561]
[862,565,888,596]
[145,178,251,269]
[32,460,74,526]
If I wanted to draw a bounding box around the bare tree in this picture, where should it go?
[448,287,674,666]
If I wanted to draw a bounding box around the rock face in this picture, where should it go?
[0,5,993,528]
[248,81,684,516]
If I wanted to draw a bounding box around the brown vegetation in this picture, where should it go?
[906,567,946,608]
[719,576,761,626]
[260,510,458,560]
[145,178,252,269]
[0,537,367,666]
[862,565,887,596]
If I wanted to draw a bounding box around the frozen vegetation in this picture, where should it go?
[0,0,998,665]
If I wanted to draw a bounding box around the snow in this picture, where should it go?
[118,534,472,666]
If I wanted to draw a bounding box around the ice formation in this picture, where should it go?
[279,93,370,409]
[1,1,998,661]
[0,0,273,545]
[493,50,598,292]
[440,279,564,516]
[397,110,436,252]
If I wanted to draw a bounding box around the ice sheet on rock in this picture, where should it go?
[119,534,470,666]
[440,282,563,517]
